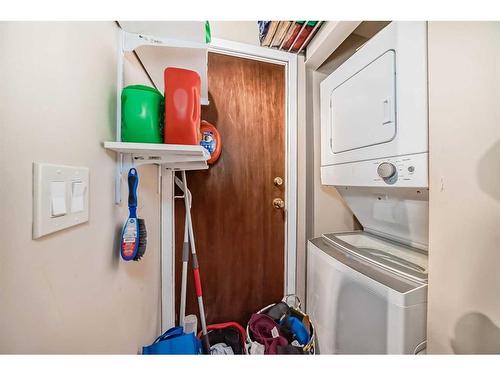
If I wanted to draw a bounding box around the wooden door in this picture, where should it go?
[174,52,286,327]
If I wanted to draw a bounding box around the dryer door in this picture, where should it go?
[330,50,396,154]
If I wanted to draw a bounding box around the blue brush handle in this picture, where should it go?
[128,168,138,218]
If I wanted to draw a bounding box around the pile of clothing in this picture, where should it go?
[247,299,314,354]
[204,322,247,355]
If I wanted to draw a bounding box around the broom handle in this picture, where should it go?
[181,171,211,354]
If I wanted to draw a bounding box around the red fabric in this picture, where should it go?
[248,313,288,354]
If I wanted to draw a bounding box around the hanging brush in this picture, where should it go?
[120,168,147,261]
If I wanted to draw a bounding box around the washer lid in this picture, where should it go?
[322,231,428,283]
[337,186,429,250]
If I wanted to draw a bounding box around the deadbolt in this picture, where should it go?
[274,177,284,187]
[273,198,285,209]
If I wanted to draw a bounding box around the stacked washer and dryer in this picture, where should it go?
[307,22,429,354]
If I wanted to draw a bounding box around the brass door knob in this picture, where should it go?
[274,177,284,187]
[273,198,285,209]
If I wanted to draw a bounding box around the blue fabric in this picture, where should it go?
[142,326,201,355]
[285,317,310,345]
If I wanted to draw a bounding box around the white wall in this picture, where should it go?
[209,21,259,45]
[427,21,500,354]
[0,22,161,353]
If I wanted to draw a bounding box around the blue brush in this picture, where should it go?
[120,168,147,261]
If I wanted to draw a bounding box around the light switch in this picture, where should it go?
[71,181,85,213]
[50,181,66,217]
[33,162,89,239]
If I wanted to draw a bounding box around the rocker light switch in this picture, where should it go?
[71,181,85,213]
[50,181,66,217]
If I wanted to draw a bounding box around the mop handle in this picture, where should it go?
[179,214,189,328]
[176,175,192,328]
[175,178,206,312]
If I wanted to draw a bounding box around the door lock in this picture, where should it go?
[273,198,285,209]
[273,177,284,187]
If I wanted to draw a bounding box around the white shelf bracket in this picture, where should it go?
[115,30,125,205]
[115,153,136,205]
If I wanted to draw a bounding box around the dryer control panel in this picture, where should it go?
[321,152,428,188]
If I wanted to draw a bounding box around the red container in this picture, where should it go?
[164,67,201,145]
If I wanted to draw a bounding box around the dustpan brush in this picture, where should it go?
[120,168,147,261]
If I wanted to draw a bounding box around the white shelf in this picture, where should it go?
[121,30,209,105]
[104,141,210,171]
[111,27,210,204]
[119,21,207,44]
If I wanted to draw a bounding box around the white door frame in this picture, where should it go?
[161,38,298,331]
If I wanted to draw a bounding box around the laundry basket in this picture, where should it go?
[197,322,248,354]
[246,295,315,355]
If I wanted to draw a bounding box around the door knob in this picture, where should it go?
[273,177,284,187]
[273,198,285,209]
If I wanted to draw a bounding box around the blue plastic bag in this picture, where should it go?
[282,316,310,346]
[143,326,201,355]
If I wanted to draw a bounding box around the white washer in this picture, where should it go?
[307,231,427,354]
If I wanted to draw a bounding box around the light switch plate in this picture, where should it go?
[33,162,89,239]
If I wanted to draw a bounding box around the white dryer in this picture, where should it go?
[307,21,429,354]
[320,21,428,189]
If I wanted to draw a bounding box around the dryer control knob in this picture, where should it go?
[377,162,396,179]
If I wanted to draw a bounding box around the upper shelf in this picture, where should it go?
[104,142,210,171]
[119,21,207,45]
[120,27,209,105]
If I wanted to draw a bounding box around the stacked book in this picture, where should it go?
[258,21,322,52]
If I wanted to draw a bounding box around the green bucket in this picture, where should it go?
[121,85,163,143]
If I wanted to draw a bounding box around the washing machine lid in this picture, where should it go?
[337,186,429,249]
[322,231,428,283]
